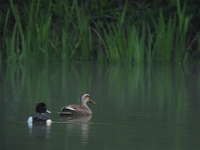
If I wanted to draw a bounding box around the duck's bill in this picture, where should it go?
[89,99,96,104]
[46,110,51,114]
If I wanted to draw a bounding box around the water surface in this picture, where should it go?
[1,62,200,150]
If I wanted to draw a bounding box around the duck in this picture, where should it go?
[27,102,52,127]
[59,93,96,116]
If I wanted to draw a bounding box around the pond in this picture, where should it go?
[1,61,200,150]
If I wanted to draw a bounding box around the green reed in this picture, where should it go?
[99,0,190,63]
[152,13,175,62]
[101,24,146,63]
[175,0,191,63]
[150,0,190,63]
[1,0,193,64]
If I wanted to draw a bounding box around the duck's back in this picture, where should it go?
[32,113,50,122]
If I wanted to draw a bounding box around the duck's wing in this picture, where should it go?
[59,104,83,115]
[62,104,80,111]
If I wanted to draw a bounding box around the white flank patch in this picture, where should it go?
[46,119,52,126]
[27,116,33,124]
[27,116,33,128]
[66,106,76,111]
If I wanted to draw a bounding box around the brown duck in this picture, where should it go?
[59,93,96,116]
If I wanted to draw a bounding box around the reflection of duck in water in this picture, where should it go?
[60,114,92,122]
[60,115,92,144]
[59,93,96,116]
[27,102,52,127]
[27,123,51,138]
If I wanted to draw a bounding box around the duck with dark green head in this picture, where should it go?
[27,102,52,127]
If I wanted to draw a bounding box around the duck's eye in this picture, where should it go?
[85,95,90,98]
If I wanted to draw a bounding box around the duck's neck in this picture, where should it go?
[81,102,92,114]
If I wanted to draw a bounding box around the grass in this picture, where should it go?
[0,0,195,64]
[152,13,175,62]
[101,24,146,63]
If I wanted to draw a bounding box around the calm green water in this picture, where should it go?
[1,62,200,150]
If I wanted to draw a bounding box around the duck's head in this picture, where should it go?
[36,102,51,114]
[80,93,96,105]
